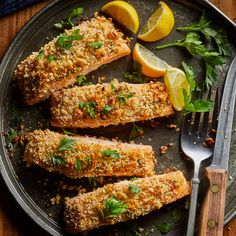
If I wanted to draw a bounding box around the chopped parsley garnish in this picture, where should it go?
[129,183,141,194]
[79,101,88,110]
[54,7,83,30]
[118,91,133,104]
[74,159,83,171]
[84,156,92,167]
[182,62,213,114]
[58,137,76,151]
[102,197,128,218]
[87,101,97,118]
[7,128,17,143]
[36,51,45,60]
[129,123,144,140]
[111,83,117,92]
[76,75,86,85]
[48,55,59,62]
[51,155,66,166]
[87,42,103,49]
[101,149,120,159]
[56,29,82,50]
[76,75,93,86]
[157,223,173,234]
[102,105,113,114]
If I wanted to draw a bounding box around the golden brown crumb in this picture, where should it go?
[160,145,168,154]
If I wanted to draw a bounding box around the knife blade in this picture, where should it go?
[198,57,236,236]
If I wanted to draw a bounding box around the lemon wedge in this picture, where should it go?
[102,1,139,33]
[164,67,190,111]
[138,1,174,42]
[133,43,168,78]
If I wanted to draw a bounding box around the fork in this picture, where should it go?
[181,89,218,236]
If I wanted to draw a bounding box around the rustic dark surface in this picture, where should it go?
[0,0,236,235]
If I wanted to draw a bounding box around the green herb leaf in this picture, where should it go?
[58,137,76,151]
[48,55,59,62]
[129,123,144,140]
[84,156,92,167]
[111,83,117,92]
[54,7,83,30]
[74,159,83,171]
[157,223,173,234]
[185,100,214,114]
[103,197,128,218]
[56,29,82,50]
[101,150,120,159]
[79,101,88,110]
[52,155,66,166]
[118,91,133,104]
[102,105,113,114]
[7,128,17,143]
[177,12,230,57]
[68,7,83,27]
[62,129,76,135]
[182,61,196,93]
[76,75,86,85]
[129,183,141,194]
[36,51,45,60]
[87,42,103,49]
[87,101,97,118]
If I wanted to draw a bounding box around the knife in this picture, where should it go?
[198,57,236,236]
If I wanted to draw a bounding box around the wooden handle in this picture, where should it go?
[198,167,227,236]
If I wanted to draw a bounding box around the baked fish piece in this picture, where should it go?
[50,80,174,128]
[24,129,155,178]
[14,15,130,105]
[64,170,190,233]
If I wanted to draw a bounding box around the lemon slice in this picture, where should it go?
[133,43,168,78]
[164,67,190,111]
[102,1,139,33]
[138,1,174,42]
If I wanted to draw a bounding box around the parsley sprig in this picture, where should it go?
[182,62,213,114]
[129,183,141,194]
[177,13,230,56]
[129,123,144,140]
[76,75,93,86]
[56,29,82,50]
[54,7,83,30]
[156,13,229,89]
[51,155,66,166]
[102,197,128,219]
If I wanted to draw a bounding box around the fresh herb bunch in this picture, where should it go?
[182,62,213,114]
[54,7,83,30]
[102,197,128,219]
[156,13,229,89]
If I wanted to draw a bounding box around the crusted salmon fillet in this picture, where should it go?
[50,80,174,128]
[24,129,155,178]
[14,15,130,105]
[64,170,190,233]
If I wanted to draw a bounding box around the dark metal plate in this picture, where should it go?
[0,0,236,235]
